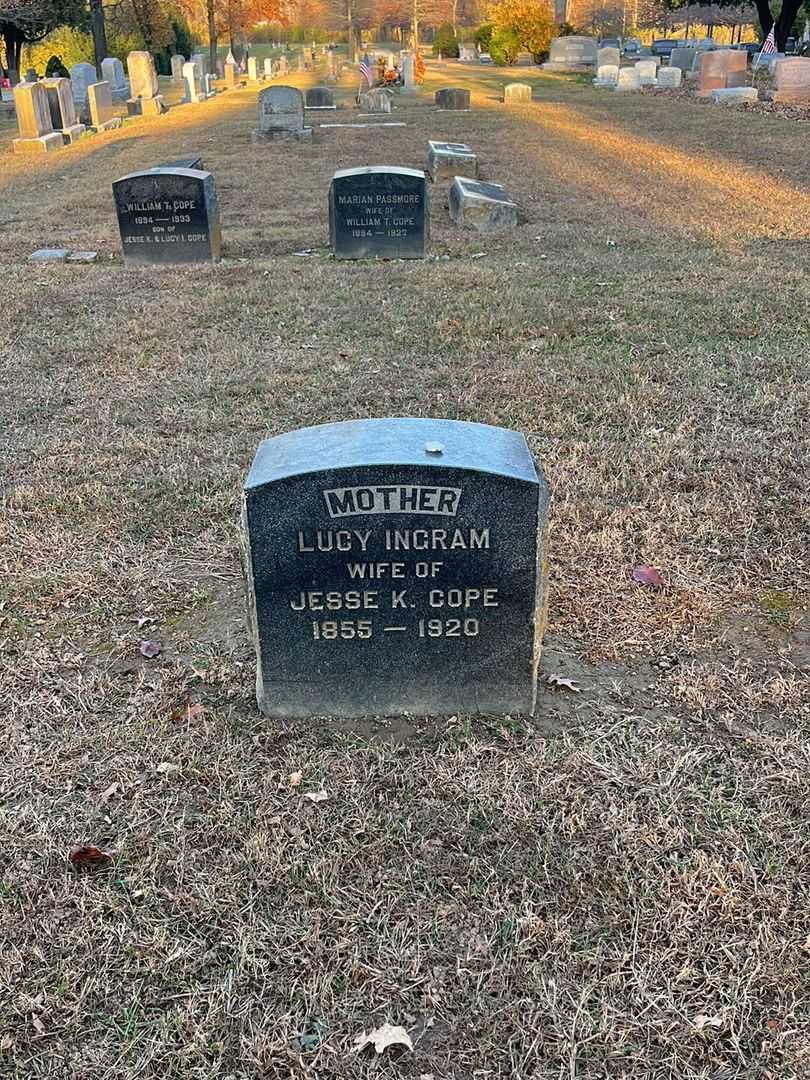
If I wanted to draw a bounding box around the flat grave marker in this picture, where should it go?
[427,140,477,182]
[241,418,549,718]
[449,177,518,232]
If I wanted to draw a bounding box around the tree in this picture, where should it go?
[433,17,457,51]
[488,0,553,56]
[0,0,86,74]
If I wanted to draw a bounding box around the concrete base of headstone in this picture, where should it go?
[503,82,532,104]
[427,140,477,182]
[710,87,758,104]
[251,126,314,142]
[449,176,518,233]
[128,96,166,116]
[13,132,63,153]
[435,87,470,110]
[541,62,593,72]
[91,116,123,133]
[59,123,86,143]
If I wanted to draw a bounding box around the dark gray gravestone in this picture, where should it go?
[435,87,470,110]
[113,167,221,265]
[305,85,335,108]
[241,418,549,719]
[329,166,428,259]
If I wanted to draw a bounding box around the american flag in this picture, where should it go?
[754,27,777,69]
[359,58,373,86]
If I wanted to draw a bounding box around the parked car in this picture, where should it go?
[786,36,797,53]
[651,38,679,57]
[599,37,621,50]
[478,52,493,64]
[736,42,762,56]
[623,38,641,56]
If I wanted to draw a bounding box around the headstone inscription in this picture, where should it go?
[427,140,477,182]
[305,85,336,108]
[113,167,221,265]
[503,82,532,103]
[69,62,97,105]
[43,78,86,142]
[241,418,549,719]
[772,57,810,102]
[86,81,122,131]
[252,85,312,141]
[697,50,747,96]
[101,56,128,99]
[435,87,470,110]
[127,51,166,115]
[449,177,518,232]
[12,81,64,153]
[171,54,185,83]
[329,166,428,259]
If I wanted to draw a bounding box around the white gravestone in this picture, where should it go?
[69,62,97,105]
[615,66,640,91]
[635,60,658,85]
[657,66,682,89]
[594,64,619,87]
[101,57,128,99]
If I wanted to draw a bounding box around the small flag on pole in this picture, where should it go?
[359,58,373,87]
[754,27,777,70]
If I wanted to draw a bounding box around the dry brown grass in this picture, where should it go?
[1,57,809,1079]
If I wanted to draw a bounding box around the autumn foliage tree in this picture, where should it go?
[488,0,553,58]
[1,0,85,72]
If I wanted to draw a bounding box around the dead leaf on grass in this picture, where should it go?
[288,770,303,788]
[693,1012,725,1031]
[169,697,204,724]
[543,673,581,692]
[69,845,114,868]
[303,789,329,802]
[156,762,181,776]
[632,565,665,587]
[354,1022,414,1054]
[139,639,161,658]
[31,1016,45,1035]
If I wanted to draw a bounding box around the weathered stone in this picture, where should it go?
[126,51,166,114]
[224,62,239,88]
[401,52,416,92]
[543,35,598,69]
[358,87,392,113]
[305,85,335,108]
[252,85,312,141]
[329,166,428,259]
[101,56,128,99]
[241,417,549,718]
[276,55,289,76]
[264,58,274,78]
[772,57,810,103]
[597,46,620,67]
[86,80,122,131]
[182,61,202,103]
[615,65,640,91]
[697,50,747,97]
[190,52,207,79]
[427,140,477,182]
[113,166,221,265]
[29,248,69,261]
[593,64,619,86]
[43,78,85,142]
[435,87,470,110]
[503,81,532,103]
[12,81,63,153]
[247,56,260,82]
[65,250,98,263]
[710,86,758,104]
[669,47,696,71]
[69,62,97,105]
[170,54,185,84]
[636,59,658,85]
[449,176,517,233]
[656,66,682,88]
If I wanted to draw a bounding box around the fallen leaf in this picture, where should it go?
[693,1012,724,1031]
[543,673,581,693]
[288,770,303,788]
[169,697,204,724]
[765,1017,783,1032]
[31,1016,45,1035]
[156,762,180,776]
[303,789,329,802]
[139,639,161,658]
[354,1022,414,1054]
[69,845,114,868]
[0,1035,12,1050]
[632,565,665,587]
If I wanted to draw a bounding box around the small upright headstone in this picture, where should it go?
[669,47,696,72]
[597,45,620,67]
[170,54,185,84]
[305,85,335,108]
[191,52,207,79]
[24,67,38,82]
[127,51,166,115]
[43,78,85,142]
[327,51,337,77]
[12,81,64,153]
[87,81,122,131]
[358,87,392,113]
[427,140,477,182]
[401,53,416,92]
[615,66,640,91]
[69,62,97,105]
[182,61,201,103]
[264,58,274,79]
[449,177,518,233]
[241,418,550,718]
[772,57,810,102]
[329,166,428,259]
[593,64,619,87]
[101,56,128,99]
[435,87,470,110]
[252,85,312,141]
[224,62,238,88]
[543,35,598,70]
[113,166,221,265]
[276,55,289,76]
[247,56,260,82]
[635,59,658,85]
[697,50,747,97]
[657,66,682,89]
[503,82,532,103]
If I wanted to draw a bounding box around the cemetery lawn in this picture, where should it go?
[2,62,809,1080]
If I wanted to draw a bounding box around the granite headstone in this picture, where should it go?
[252,85,312,140]
[113,167,221,265]
[329,166,428,259]
[435,87,470,110]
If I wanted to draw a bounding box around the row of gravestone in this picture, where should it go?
[113,139,519,265]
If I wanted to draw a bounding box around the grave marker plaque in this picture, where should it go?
[329,166,428,259]
[113,167,221,265]
[242,418,549,718]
